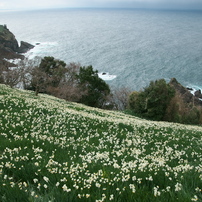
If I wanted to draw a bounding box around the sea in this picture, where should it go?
[1,8,202,91]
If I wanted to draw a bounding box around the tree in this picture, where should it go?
[28,56,67,95]
[76,65,110,108]
[128,91,141,111]
[109,87,131,110]
[25,58,110,108]
[51,63,87,102]
[0,65,24,88]
[129,79,175,121]
[17,56,42,89]
[38,56,67,89]
[30,67,48,96]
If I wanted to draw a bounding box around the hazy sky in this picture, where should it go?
[1,0,202,10]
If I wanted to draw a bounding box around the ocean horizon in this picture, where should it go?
[1,8,202,91]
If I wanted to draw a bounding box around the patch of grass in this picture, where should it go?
[0,25,5,33]
[0,84,202,201]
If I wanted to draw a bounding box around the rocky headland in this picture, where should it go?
[0,24,34,68]
[169,78,202,106]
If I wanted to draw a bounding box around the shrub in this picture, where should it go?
[165,78,202,125]
[76,65,110,108]
[128,91,142,113]
[129,79,175,121]
[166,94,202,125]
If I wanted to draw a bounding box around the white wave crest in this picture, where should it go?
[24,41,58,59]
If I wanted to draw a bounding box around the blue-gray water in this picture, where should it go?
[1,8,202,90]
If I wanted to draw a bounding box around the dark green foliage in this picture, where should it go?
[76,65,110,108]
[183,107,201,125]
[128,78,202,125]
[129,79,175,121]
[165,86,202,125]
[39,56,67,88]
[27,58,110,108]
[178,107,201,125]
[39,56,66,84]
[28,56,67,95]
[39,56,66,72]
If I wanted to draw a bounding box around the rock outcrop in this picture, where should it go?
[0,25,19,52]
[18,41,35,54]
[169,78,202,106]
[0,24,34,67]
[194,90,202,99]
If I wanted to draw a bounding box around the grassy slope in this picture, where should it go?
[0,84,202,202]
[0,25,4,33]
[0,25,13,40]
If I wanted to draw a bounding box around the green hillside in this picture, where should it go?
[0,25,4,32]
[0,84,202,201]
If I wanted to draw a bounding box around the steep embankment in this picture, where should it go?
[0,25,34,68]
[0,84,202,201]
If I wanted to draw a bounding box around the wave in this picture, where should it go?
[24,41,59,59]
[186,84,202,96]
[3,8,200,90]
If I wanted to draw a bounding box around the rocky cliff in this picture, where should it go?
[169,78,202,106]
[0,24,34,68]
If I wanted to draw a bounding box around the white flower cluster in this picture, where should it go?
[0,84,202,201]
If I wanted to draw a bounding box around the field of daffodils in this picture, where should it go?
[0,84,202,201]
